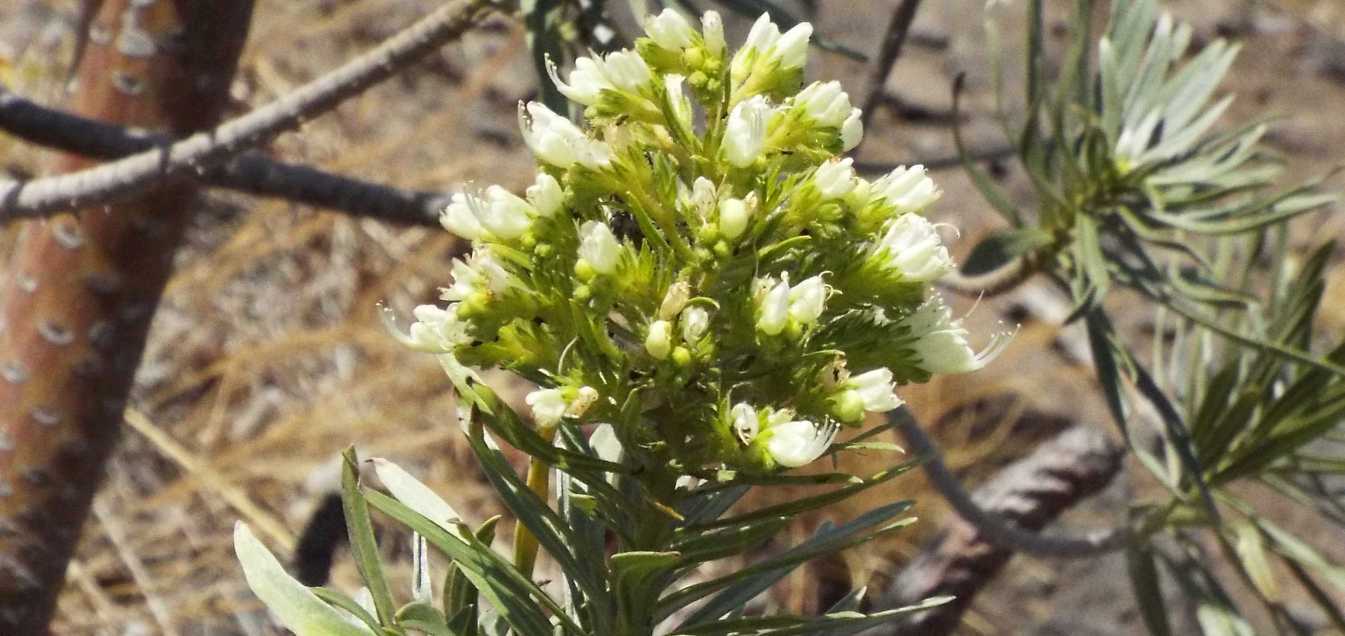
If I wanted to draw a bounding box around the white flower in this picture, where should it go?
[702,11,726,57]
[846,368,902,412]
[683,176,717,221]
[440,188,536,242]
[519,101,611,169]
[526,389,569,427]
[813,158,857,200]
[871,164,941,213]
[906,296,1012,374]
[756,276,791,335]
[796,80,854,128]
[718,193,754,239]
[526,172,564,218]
[549,51,652,107]
[730,402,760,445]
[645,8,696,50]
[765,418,835,468]
[724,96,771,167]
[440,192,487,241]
[659,281,692,320]
[441,248,511,302]
[665,74,693,130]
[407,304,470,352]
[645,319,673,360]
[841,108,864,151]
[234,523,376,636]
[578,220,623,275]
[731,15,812,82]
[787,275,827,324]
[681,306,710,343]
[873,214,955,282]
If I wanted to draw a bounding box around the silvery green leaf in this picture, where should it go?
[371,457,469,540]
[233,522,376,636]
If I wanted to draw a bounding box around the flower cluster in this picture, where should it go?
[398,9,1005,473]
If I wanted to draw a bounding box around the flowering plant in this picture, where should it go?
[233,7,997,635]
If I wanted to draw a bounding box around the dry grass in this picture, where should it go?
[1,0,1343,633]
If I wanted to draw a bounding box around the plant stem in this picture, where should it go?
[513,424,558,578]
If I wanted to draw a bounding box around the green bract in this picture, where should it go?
[400,8,1005,475]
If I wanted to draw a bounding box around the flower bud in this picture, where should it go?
[813,158,857,200]
[578,220,622,275]
[796,81,853,128]
[482,185,535,240]
[680,306,710,343]
[701,11,726,57]
[645,319,673,360]
[645,8,696,50]
[718,194,754,240]
[526,173,564,218]
[830,389,866,423]
[665,74,693,130]
[841,108,864,151]
[846,368,901,412]
[787,275,827,324]
[872,164,941,213]
[775,23,813,70]
[566,386,600,417]
[724,96,770,167]
[441,248,511,302]
[756,277,791,335]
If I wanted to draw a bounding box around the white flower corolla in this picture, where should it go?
[796,80,854,128]
[841,108,864,151]
[407,304,471,353]
[441,248,511,302]
[873,214,955,283]
[730,15,812,82]
[787,275,827,324]
[813,157,857,200]
[567,386,600,418]
[549,51,652,106]
[666,74,693,130]
[645,319,673,360]
[526,172,564,218]
[526,389,569,427]
[765,417,835,468]
[870,164,941,213]
[846,368,902,412]
[730,402,760,445]
[440,192,488,241]
[718,194,754,240]
[755,276,791,335]
[681,305,710,343]
[725,96,771,167]
[683,176,717,221]
[659,281,692,320]
[701,11,726,57]
[645,8,696,50]
[906,296,1012,374]
[578,220,623,275]
[519,102,611,169]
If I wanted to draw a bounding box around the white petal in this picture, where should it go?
[724,96,770,167]
[681,306,710,343]
[645,8,696,50]
[440,193,487,241]
[578,220,622,274]
[718,195,752,240]
[756,279,790,335]
[526,389,569,427]
[526,173,565,218]
[234,523,377,636]
[731,402,760,445]
[787,275,827,324]
[766,420,835,468]
[776,22,813,70]
[841,108,864,151]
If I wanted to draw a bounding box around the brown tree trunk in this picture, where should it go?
[0,1,253,631]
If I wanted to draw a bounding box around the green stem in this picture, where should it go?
[513,424,557,578]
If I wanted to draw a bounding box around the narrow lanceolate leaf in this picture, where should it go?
[1126,544,1173,636]
[341,449,397,625]
[959,228,1054,276]
[234,523,375,636]
[371,457,469,539]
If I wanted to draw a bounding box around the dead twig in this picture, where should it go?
[858,0,923,134]
[0,0,499,222]
[886,423,1127,635]
[1,83,449,226]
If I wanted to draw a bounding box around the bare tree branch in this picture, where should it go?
[858,0,923,134]
[0,0,500,222]
[885,424,1127,635]
[1,83,448,225]
[893,406,1129,558]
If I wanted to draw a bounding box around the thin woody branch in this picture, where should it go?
[1,83,447,226]
[0,0,500,221]
[893,406,1129,558]
[886,423,1127,635]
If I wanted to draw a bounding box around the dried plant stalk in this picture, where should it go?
[0,1,253,630]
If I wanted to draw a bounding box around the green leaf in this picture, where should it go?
[673,596,953,636]
[612,551,682,628]
[1126,543,1173,636]
[233,522,377,636]
[341,448,397,626]
[396,601,451,635]
[959,228,1053,276]
[444,516,500,636]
